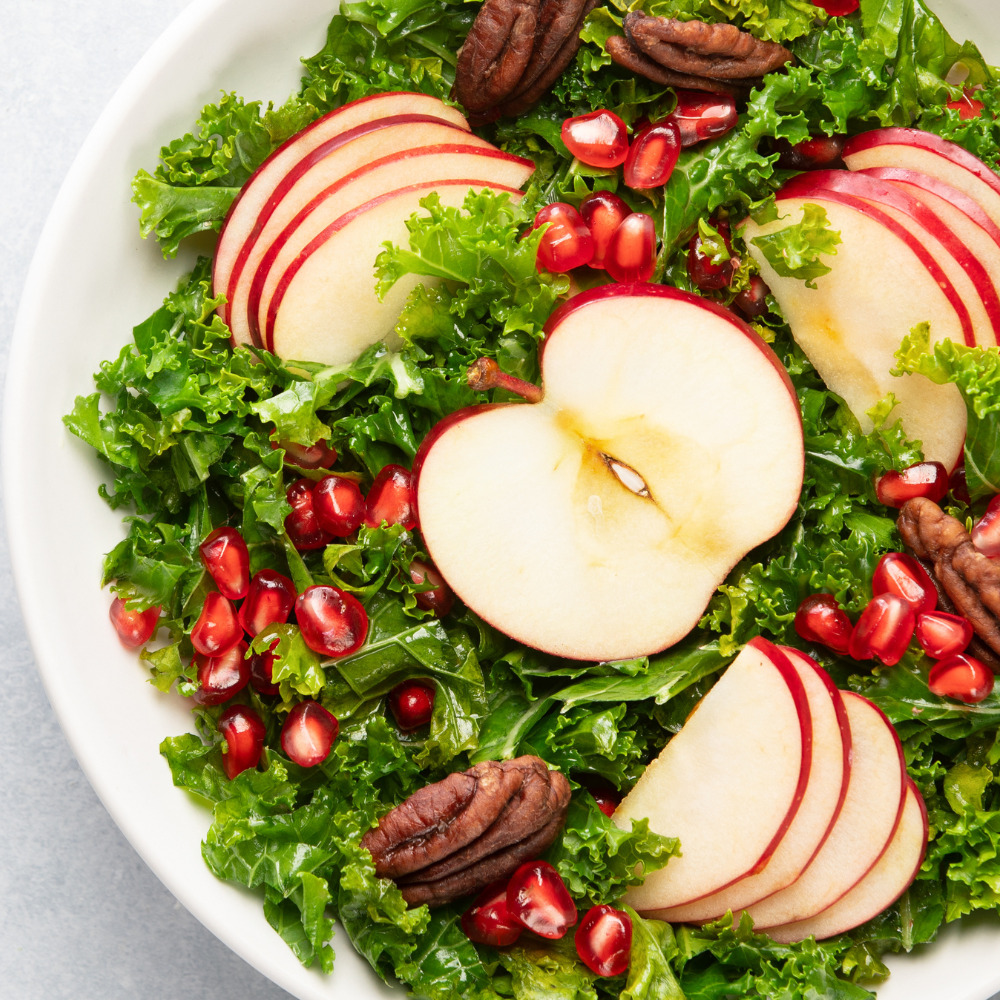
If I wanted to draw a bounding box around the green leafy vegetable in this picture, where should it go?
[750,202,842,288]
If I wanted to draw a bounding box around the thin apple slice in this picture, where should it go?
[255,146,534,352]
[214,91,469,333]
[654,648,849,922]
[741,187,968,470]
[615,639,810,911]
[742,691,906,929]
[843,128,1000,230]
[267,178,523,365]
[767,778,927,943]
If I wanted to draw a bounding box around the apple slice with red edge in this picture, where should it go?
[413,284,804,660]
[655,647,850,923]
[766,778,927,943]
[214,91,469,334]
[614,638,811,912]
[742,691,907,929]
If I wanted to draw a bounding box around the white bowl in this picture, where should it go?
[4,1,999,998]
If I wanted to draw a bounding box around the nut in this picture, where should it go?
[605,35,751,96]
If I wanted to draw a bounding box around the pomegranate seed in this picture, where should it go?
[916,612,972,659]
[199,526,250,600]
[588,785,621,818]
[388,680,436,729]
[687,219,737,291]
[314,475,366,536]
[219,704,266,779]
[928,653,995,703]
[507,860,578,938]
[409,560,454,617]
[579,191,632,270]
[875,462,949,508]
[950,466,971,505]
[295,585,369,657]
[238,569,296,637]
[249,640,281,696]
[272,438,338,469]
[561,110,629,168]
[605,213,656,283]
[794,594,852,655]
[365,464,417,530]
[575,905,632,977]
[811,0,858,15]
[733,275,770,318]
[531,203,595,273]
[193,640,250,706]
[285,478,334,551]
[872,552,937,615]
[623,121,681,189]
[775,134,845,170]
[191,591,243,657]
[947,88,985,120]
[280,700,339,766]
[667,90,737,147]
[972,495,1000,557]
[849,593,916,666]
[462,881,522,947]
[109,598,160,647]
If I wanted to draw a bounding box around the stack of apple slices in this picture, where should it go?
[614,638,927,942]
[742,128,1000,472]
[212,92,535,366]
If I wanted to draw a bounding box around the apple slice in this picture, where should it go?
[614,638,811,911]
[766,778,927,943]
[742,691,906,929]
[741,185,968,470]
[214,91,469,329]
[414,286,804,660]
[255,146,534,352]
[843,128,1000,231]
[653,648,850,922]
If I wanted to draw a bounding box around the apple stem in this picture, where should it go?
[467,358,543,404]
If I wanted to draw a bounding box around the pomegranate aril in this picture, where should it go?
[314,475,366,536]
[605,212,656,284]
[794,594,852,655]
[191,591,243,657]
[194,640,250,706]
[588,785,621,818]
[409,560,454,617]
[365,464,417,530]
[849,593,916,666]
[109,598,160,647]
[579,191,632,270]
[775,133,845,170]
[687,219,736,291]
[462,880,522,947]
[388,679,435,729]
[623,121,681,189]
[238,569,296,637]
[667,90,737,147]
[249,640,281,696]
[950,466,971,505]
[875,461,949,508]
[272,438,338,469]
[531,202,595,273]
[507,860,577,939]
[281,700,339,767]
[916,612,972,660]
[219,704,266,779]
[872,552,937,615]
[296,585,369,657]
[811,0,858,16]
[733,275,770,318]
[928,653,995,703]
[285,478,334,551]
[575,905,632,977]
[200,526,250,600]
[561,110,629,168]
[972,494,1000,557]
[947,88,985,121]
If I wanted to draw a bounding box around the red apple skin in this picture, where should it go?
[773,173,976,348]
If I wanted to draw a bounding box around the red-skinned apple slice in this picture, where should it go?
[253,147,534,352]
[654,648,850,922]
[615,639,811,911]
[214,91,469,331]
[413,285,804,660]
[766,778,927,943]
[843,128,1000,230]
[741,180,968,470]
[742,691,907,929]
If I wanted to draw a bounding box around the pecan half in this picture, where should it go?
[605,34,751,96]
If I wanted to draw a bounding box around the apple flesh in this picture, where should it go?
[615,639,811,911]
[414,285,805,660]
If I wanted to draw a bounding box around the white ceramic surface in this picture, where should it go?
[3,1,999,998]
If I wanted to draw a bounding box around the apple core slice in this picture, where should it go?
[414,285,804,660]
[615,639,811,912]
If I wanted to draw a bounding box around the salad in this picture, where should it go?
[63,0,1000,997]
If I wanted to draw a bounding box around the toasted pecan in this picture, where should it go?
[605,34,751,95]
